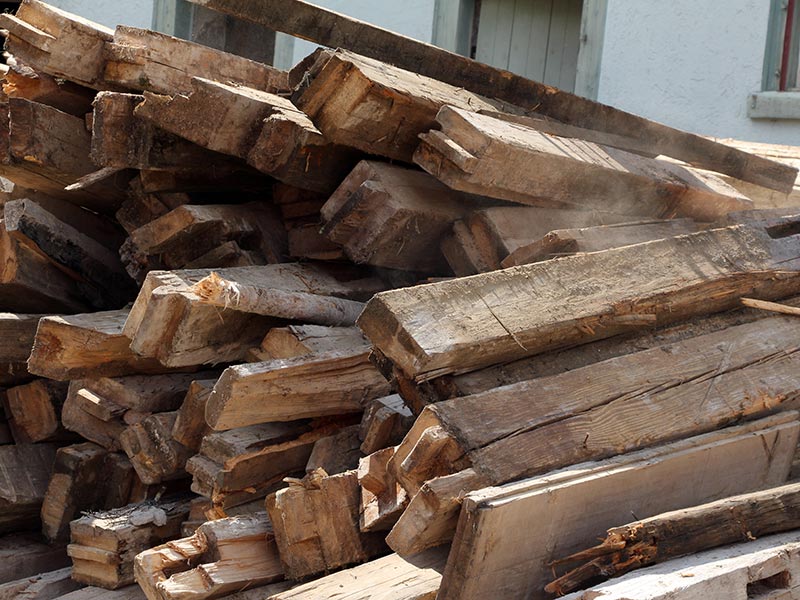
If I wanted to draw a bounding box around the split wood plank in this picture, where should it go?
[559,531,800,600]
[56,587,146,600]
[287,224,344,262]
[134,77,360,193]
[207,347,391,430]
[359,395,414,455]
[358,222,800,382]
[120,412,193,485]
[321,161,485,273]
[0,99,125,212]
[170,379,216,451]
[501,219,700,267]
[134,513,283,600]
[436,416,800,600]
[0,313,42,386]
[0,567,81,600]
[186,418,355,508]
[186,0,798,192]
[105,26,289,95]
[41,443,135,543]
[3,58,96,117]
[266,468,388,580]
[28,310,176,381]
[292,48,504,162]
[4,379,70,443]
[4,198,136,308]
[415,107,752,221]
[0,0,114,89]
[271,547,448,600]
[358,446,408,533]
[0,443,57,533]
[306,425,362,475]
[254,325,367,361]
[390,315,800,498]
[190,263,388,326]
[547,482,800,595]
[0,533,69,585]
[69,497,192,589]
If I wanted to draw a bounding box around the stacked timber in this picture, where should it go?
[0,1,797,599]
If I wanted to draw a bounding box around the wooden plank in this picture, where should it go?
[206,347,391,430]
[3,59,96,117]
[359,395,414,455]
[306,425,362,476]
[4,198,136,308]
[265,469,387,580]
[0,533,69,585]
[501,219,700,267]
[358,446,408,533]
[134,78,360,193]
[358,222,800,382]
[170,379,215,451]
[105,25,288,95]
[0,567,80,600]
[190,263,388,326]
[547,482,800,595]
[292,49,503,162]
[4,379,70,443]
[186,0,798,192]
[120,412,193,485]
[57,587,146,600]
[271,548,447,600]
[559,532,800,600]
[134,514,283,600]
[415,107,752,221]
[0,0,113,89]
[0,313,42,386]
[436,416,800,600]
[0,443,57,533]
[0,99,125,212]
[28,310,175,381]
[321,161,484,273]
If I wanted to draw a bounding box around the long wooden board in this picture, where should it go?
[358,222,800,382]
[436,416,799,600]
[186,0,798,192]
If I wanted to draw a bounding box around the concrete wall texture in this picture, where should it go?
[45,0,154,30]
[597,0,800,144]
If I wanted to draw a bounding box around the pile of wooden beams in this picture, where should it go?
[0,0,798,599]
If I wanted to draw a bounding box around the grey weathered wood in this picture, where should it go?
[186,0,798,192]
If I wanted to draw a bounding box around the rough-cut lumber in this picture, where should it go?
[358,222,800,382]
[208,347,390,430]
[0,443,57,533]
[57,587,146,600]
[3,58,95,117]
[358,447,408,533]
[547,482,800,595]
[0,533,69,585]
[293,49,504,162]
[134,77,360,194]
[0,99,124,211]
[134,513,283,600]
[4,380,69,443]
[390,316,800,499]
[440,219,495,276]
[416,107,752,221]
[91,92,248,173]
[0,0,113,89]
[321,161,484,273]
[41,443,135,543]
[171,379,216,451]
[69,497,192,589]
[120,412,193,484]
[254,325,367,361]
[186,418,356,508]
[287,224,343,261]
[434,415,799,600]
[266,468,387,580]
[192,263,387,328]
[271,548,447,600]
[28,310,173,381]
[4,198,135,308]
[0,567,80,600]
[128,203,285,266]
[105,26,288,95]
[182,241,267,270]
[359,395,414,455]
[187,0,798,192]
[306,425,362,475]
[560,531,800,600]
[501,219,700,267]
[0,313,43,386]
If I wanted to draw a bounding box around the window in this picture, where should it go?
[749,0,800,119]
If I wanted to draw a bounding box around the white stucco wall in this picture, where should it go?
[285,0,436,66]
[597,0,800,144]
[45,0,154,30]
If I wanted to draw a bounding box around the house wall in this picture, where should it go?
[597,0,800,144]
[286,0,437,66]
[45,0,154,29]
